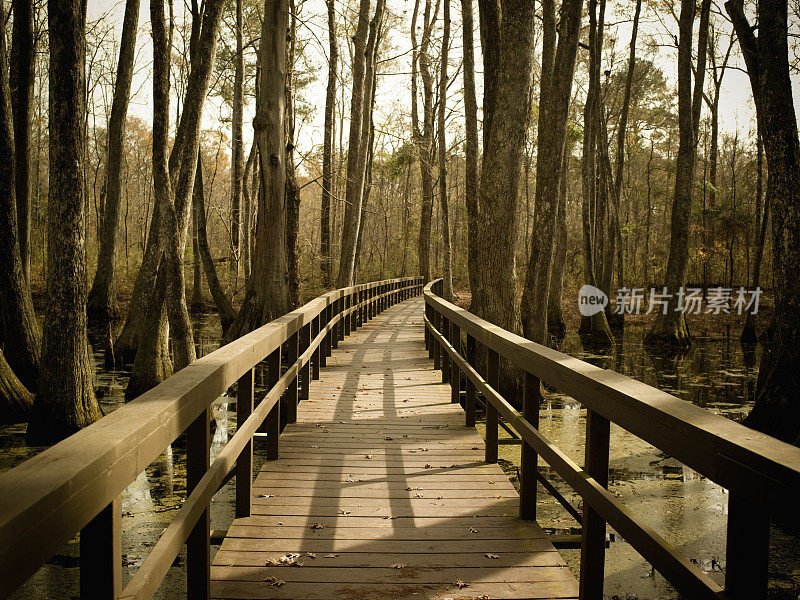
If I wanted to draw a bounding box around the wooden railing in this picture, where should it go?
[0,276,423,600]
[424,279,800,600]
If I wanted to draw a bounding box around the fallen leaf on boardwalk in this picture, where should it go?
[415,493,423,498]
[323,554,339,558]
[264,576,285,587]
[310,523,325,530]
[484,553,499,559]
[390,563,407,569]
[278,522,283,525]
[384,436,393,440]
[365,454,373,459]
[339,509,351,515]
[346,478,355,483]
[278,553,303,566]
[424,464,432,469]
[471,446,479,450]
[301,552,316,558]
[469,527,478,533]
[453,579,469,589]
[258,494,274,498]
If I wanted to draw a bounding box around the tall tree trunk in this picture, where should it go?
[28,0,103,443]
[194,157,236,331]
[437,0,453,300]
[0,5,40,391]
[575,0,614,347]
[10,0,35,282]
[727,0,800,444]
[548,140,571,339]
[461,0,479,301]
[285,0,300,308]
[520,0,583,343]
[336,0,373,286]
[225,0,289,341]
[646,0,710,347]
[87,0,140,320]
[741,130,767,344]
[413,0,438,282]
[478,0,500,157]
[0,349,33,423]
[191,197,204,310]
[242,141,256,286]
[230,0,244,285]
[320,0,337,288]
[474,0,537,334]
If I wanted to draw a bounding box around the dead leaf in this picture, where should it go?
[390,563,407,569]
[258,493,274,498]
[469,527,478,533]
[424,464,432,469]
[310,523,325,530]
[484,553,499,559]
[453,578,469,589]
[264,576,285,587]
[323,553,339,558]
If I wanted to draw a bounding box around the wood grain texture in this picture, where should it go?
[212,298,577,599]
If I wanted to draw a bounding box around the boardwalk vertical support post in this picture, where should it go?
[312,316,321,379]
[299,324,311,401]
[236,367,254,517]
[80,496,121,599]
[465,334,476,427]
[323,303,332,360]
[433,312,441,370]
[343,294,351,336]
[338,296,346,342]
[357,289,364,328]
[485,348,499,464]
[266,347,281,459]
[425,303,432,355]
[332,298,340,349]
[725,494,769,600]
[441,316,451,383]
[520,371,541,520]
[450,322,461,403]
[579,409,610,599]
[187,408,211,600]
[287,331,299,423]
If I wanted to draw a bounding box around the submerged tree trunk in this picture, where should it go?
[0,8,40,391]
[461,0,479,299]
[520,0,583,343]
[474,0,537,334]
[646,0,710,348]
[28,0,103,443]
[225,0,289,341]
[194,157,236,331]
[728,0,800,445]
[87,0,140,320]
[320,0,337,288]
[10,0,35,282]
[742,131,767,344]
[437,0,453,300]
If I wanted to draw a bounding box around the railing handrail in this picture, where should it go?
[423,278,800,599]
[0,276,423,599]
[423,280,800,506]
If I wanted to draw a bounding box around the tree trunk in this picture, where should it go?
[478,0,500,157]
[242,141,256,286]
[320,0,337,288]
[548,140,571,339]
[87,0,140,320]
[474,0,537,335]
[191,195,204,310]
[229,0,244,286]
[0,349,33,424]
[742,130,767,344]
[520,0,583,343]
[437,0,453,300]
[194,156,236,331]
[225,0,289,341]
[336,0,373,286]
[28,0,103,443]
[10,0,35,282]
[727,0,800,444]
[646,0,710,348]
[0,7,40,391]
[461,0,479,300]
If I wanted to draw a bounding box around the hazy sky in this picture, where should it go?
[87,0,800,169]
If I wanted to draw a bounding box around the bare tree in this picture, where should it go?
[28,0,104,443]
[461,0,478,298]
[87,0,141,320]
[230,0,245,284]
[437,0,453,299]
[320,0,337,288]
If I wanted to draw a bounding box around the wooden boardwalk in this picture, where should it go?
[211,297,578,599]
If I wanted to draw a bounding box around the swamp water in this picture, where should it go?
[1,315,798,598]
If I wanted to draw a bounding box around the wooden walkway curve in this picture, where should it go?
[211,297,578,599]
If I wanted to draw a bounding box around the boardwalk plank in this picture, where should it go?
[212,298,577,600]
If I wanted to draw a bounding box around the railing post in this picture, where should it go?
[356,289,364,328]
[343,294,351,336]
[485,348,499,464]
[337,296,346,342]
[236,367,254,517]
[351,291,358,330]
[321,304,331,365]
[311,316,321,380]
[725,494,769,599]
[450,322,461,404]
[465,334,476,427]
[187,408,211,600]
[520,371,541,520]
[332,298,340,349]
[299,324,311,401]
[80,496,121,599]
[433,312,441,370]
[579,409,610,600]
[265,347,281,460]
[441,316,450,384]
[286,330,299,423]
